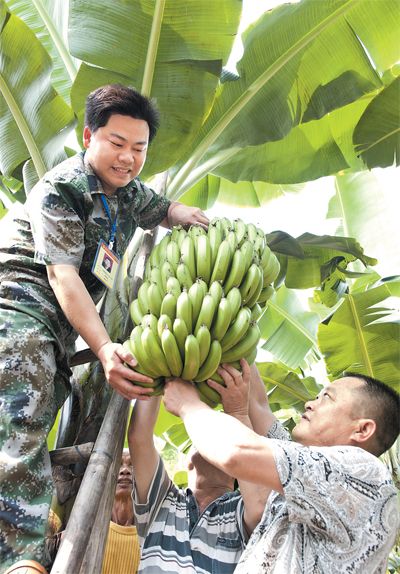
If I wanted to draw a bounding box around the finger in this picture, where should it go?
[111,380,152,401]
[117,362,153,384]
[207,379,225,395]
[116,346,138,368]
[240,358,251,382]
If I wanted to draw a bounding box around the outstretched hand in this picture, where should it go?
[97,341,154,401]
[208,359,251,418]
[167,203,209,230]
[163,378,203,417]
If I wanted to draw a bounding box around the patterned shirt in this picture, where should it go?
[134,457,248,574]
[235,421,399,574]
[0,152,170,352]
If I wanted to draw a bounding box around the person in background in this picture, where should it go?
[163,371,400,574]
[0,83,208,574]
[102,449,140,574]
[128,360,270,574]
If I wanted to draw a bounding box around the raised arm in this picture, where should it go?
[248,363,277,436]
[163,380,283,494]
[127,396,162,503]
[208,361,273,534]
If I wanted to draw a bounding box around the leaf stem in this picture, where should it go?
[141,0,166,96]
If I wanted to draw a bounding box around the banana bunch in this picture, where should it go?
[125,217,279,404]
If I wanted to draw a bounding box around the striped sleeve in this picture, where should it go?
[133,456,172,544]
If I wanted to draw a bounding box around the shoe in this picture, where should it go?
[4,560,48,574]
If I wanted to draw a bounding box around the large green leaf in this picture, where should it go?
[0,6,76,179]
[353,77,400,168]
[5,0,77,102]
[259,286,321,369]
[68,0,242,179]
[328,170,400,277]
[168,0,398,196]
[318,279,400,390]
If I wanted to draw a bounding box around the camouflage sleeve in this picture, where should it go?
[135,180,170,230]
[26,179,86,268]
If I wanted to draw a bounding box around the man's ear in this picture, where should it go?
[83,126,92,149]
[351,418,376,445]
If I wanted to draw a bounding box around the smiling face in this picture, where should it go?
[83,113,149,195]
[292,376,370,448]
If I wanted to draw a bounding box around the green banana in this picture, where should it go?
[226,230,238,254]
[176,289,193,334]
[211,297,233,340]
[250,302,263,322]
[141,326,171,377]
[166,276,181,299]
[220,306,251,352]
[208,223,222,267]
[233,218,246,245]
[158,233,171,262]
[166,240,181,272]
[194,293,217,335]
[180,235,196,282]
[161,327,183,377]
[173,317,188,358]
[221,322,260,363]
[161,261,176,292]
[226,287,242,321]
[262,251,280,284]
[197,382,220,408]
[194,340,222,382]
[137,281,151,314]
[223,248,246,294]
[170,225,183,243]
[245,268,264,308]
[210,240,232,284]
[181,335,200,380]
[254,235,264,256]
[160,291,177,321]
[219,217,232,238]
[244,346,258,365]
[208,280,224,306]
[149,244,160,268]
[257,285,275,304]
[196,324,211,365]
[176,228,187,249]
[129,325,159,378]
[129,298,144,326]
[246,222,258,244]
[239,263,262,306]
[176,262,193,291]
[157,314,173,339]
[141,313,159,336]
[240,240,255,274]
[195,234,211,283]
[150,267,163,297]
[147,282,163,316]
[188,280,205,326]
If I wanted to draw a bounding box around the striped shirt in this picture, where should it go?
[134,457,248,574]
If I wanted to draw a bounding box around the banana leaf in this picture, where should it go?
[328,170,400,277]
[5,0,77,102]
[68,0,242,179]
[353,76,400,168]
[168,0,399,196]
[318,278,400,390]
[0,5,76,179]
[259,286,320,370]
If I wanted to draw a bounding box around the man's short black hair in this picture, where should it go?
[84,84,160,143]
[345,372,400,456]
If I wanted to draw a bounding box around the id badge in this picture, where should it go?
[92,240,120,289]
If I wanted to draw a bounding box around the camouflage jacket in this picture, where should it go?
[0,152,170,351]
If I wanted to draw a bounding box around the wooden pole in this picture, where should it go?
[50,392,129,574]
[78,416,126,573]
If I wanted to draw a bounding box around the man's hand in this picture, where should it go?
[163,378,204,417]
[97,341,154,401]
[165,203,209,230]
[208,359,251,419]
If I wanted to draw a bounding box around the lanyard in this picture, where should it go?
[101,194,118,251]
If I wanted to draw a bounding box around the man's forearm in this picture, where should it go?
[249,364,277,436]
[47,264,111,356]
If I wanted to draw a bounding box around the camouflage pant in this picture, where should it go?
[0,307,71,572]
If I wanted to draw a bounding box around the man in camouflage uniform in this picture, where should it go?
[0,84,208,573]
